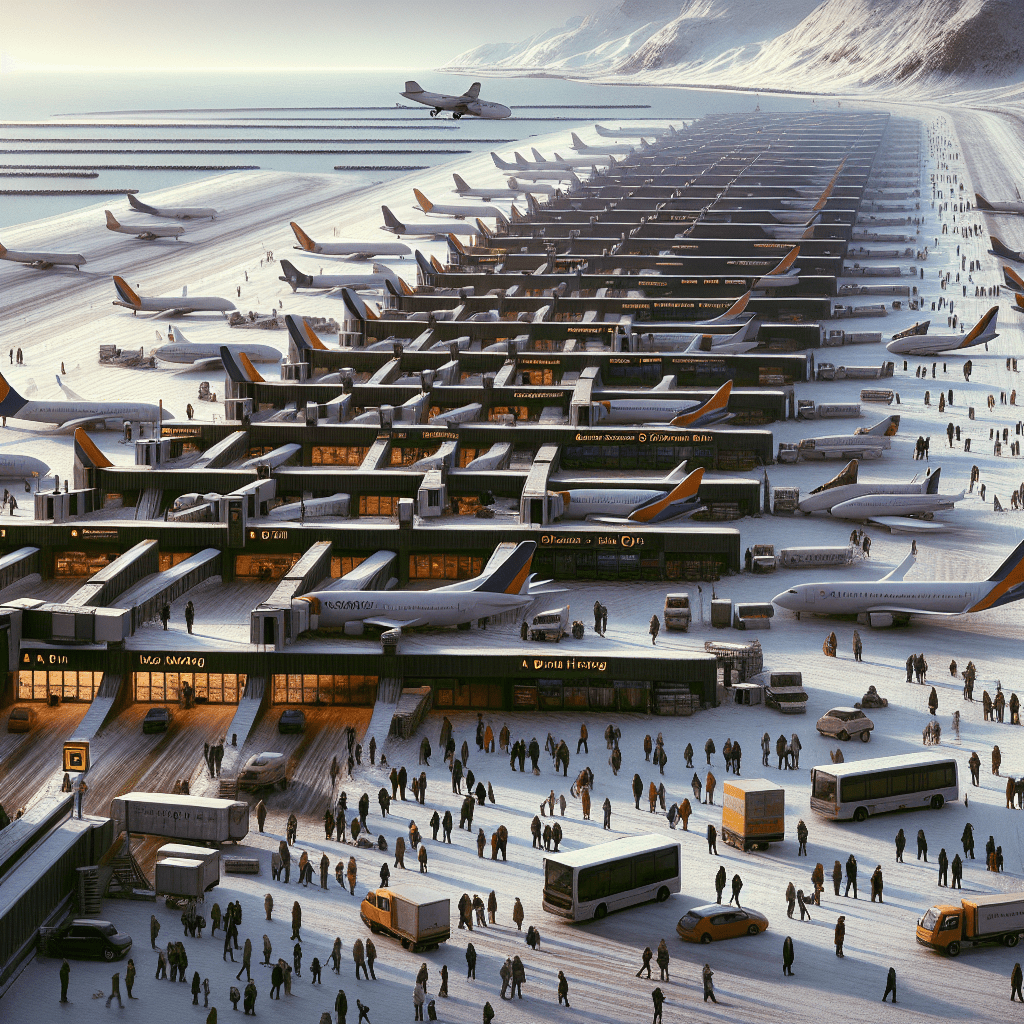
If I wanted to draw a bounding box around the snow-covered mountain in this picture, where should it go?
[444,0,1024,94]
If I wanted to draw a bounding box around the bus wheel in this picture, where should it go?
[1003,933,1019,947]
[656,887,670,903]
[945,941,960,957]
[860,731,871,742]
[700,933,712,944]
[930,795,944,810]
[853,807,868,823]
[594,904,608,920]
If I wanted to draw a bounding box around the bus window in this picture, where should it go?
[812,772,836,802]
[868,775,887,799]
[841,778,866,802]
[635,853,657,888]
[610,858,632,895]
[578,865,610,903]
[545,861,574,898]
[890,771,909,795]
[655,847,679,881]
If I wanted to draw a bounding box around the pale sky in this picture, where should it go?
[1,0,605,72]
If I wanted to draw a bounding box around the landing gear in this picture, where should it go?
[453,111,463,119]
[430,108,441,118]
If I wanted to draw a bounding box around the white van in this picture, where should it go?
[238,751,288,791]
[530,605,570,642]
[664,594,692,631]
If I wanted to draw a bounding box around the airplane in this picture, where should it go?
[772,538,1024,625]
[152,325,281,366]
[886,307,998,356]
[0,451,50,479]
[595,123,676,138]
[399,80,511,120]
[629,291,760,342]
[778,415,900,462]
[0,371,170,430]
[279,259,400,293]
[381,205,481,239]
[104,210,183,240]
[975,191,1024,216]
[289,221,410,259]
[503,165,579,183]
[128,194,217,220]
[491,150,609,173]
[298,540,556,632]
[451,173,555,201]
[989,235,1024,262]
[547,467,705,524]
[112,276,236,317]
[590,380,733,428]
[1001,264,1024,292]
[413,189,509,221]
[0,241,86,270]
[796,461,964,520]
[569,131,638,156]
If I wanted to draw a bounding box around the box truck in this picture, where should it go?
[359,886,450,952]
[110,793,249,843]
[721,779,785,851]
[155,858,206,900]
[916,893,1024,956]
[156,843,220,890]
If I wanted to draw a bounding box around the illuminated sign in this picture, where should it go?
[539,534,645,549]
[136,654,207,668]
[248,529,289,541]
[63,740,90,773]
[512,392,564,401]
[23,652,70,665]
[520,657,608,673]
[160,426,203,438]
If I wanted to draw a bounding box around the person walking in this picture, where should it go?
[845,854,858,898]
[465,942,477,980]
[951,853,963,889]
[895,828,906,863]
[702,964,717,1003]
[353,939,368,980]
[782,936,795,976]
[652,986,666,1023]
[60,959,71,1002]
[707,823,718,855]
[715,865,727,904]
[796,819,808,856]
[786,881,796,919]
[237,937,252,981]
[413,981,426,1021]
[512,897,525,931]
[882,966,897,1003]
[938,848,949,886]
[636,946,653,979]
[105,970,124,1008]
[1012,962,1024,1002]
[649,614,660,645]
[917,828,928,862]
[185,600,195,635]
[870,865,884,903]
[705,770,716,805]
[834,916,846,958]
[729,873,743,908]
[557,970,570,1007]
[797,889,811,921]
[656,939,670,982]
[832,860,842,897]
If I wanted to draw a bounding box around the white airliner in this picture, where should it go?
[128,194,217,220]
[381,205,480,239]
[152,325,280,366]
[797,461,964,520]
[400,80,511,120]
[549,467,705,524]
[105,210,183,240]
[886,307,998,356]
[289,222,410,259]
[503,165,579,183]
[591,380,733,428]
[989,236,1024,263]
[413,189,509,221]
[0,241,86,270]
[779,416,900,462]
[491,150,612,172]
[0,452,50,478]
[975,191,1024,216]
[0,371,169,430]
[569,131,638,156]
[279,259,400,293]
[595,124,676,139]
[451,174,555,200]
[112,276,236,317]
[773,539,1024,624]
[629,291,760,342]
[299,541,554,631]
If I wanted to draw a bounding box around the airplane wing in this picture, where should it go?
[363,616,428,630]
[56,375,86,401]
[57,414,122,431]
[880,550,917,581]
[866,516,951,533]
[863,605,957,618]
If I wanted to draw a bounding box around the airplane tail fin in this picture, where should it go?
[857,414,900,437]
[447,233,467,255]
[413,188,433,213]
[340,288,368,324]
[105,210,121,230]
[491,152,512,171]
[0,370,29,419]
[399,276,414,296]
[464,82,481,100]
[662,458,690,483]
[473,541,536,594]
[112,275,142,308]
[430,255,444,273]
[285,313,329,351]
[0,243,6,258]
[628,468,705,523]
[279,259,312,289]
[570,132,587,150]
[958,306,998,347]
[812,156,847,212]
[414,250,434,282]
[568,170,582,190]
[74,428,113,469]
[475,218,493,240]
[56,375,86,401]
[990,236,1023,262]
[974,192,995,211]
[531,148,544,162]
[290,221,316,251]
[708,290,751,323]
[969,538,1024,611]
[381,206,405,233]
[239,352,265,383]
[770,246,800,275]
[452,173,471,192]
[405,81,423,93]
[669,380,733,428]
[1001,264,1024,290]
[127,194,158,215]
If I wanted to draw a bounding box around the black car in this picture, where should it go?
[142,707,172,734]
[51,920,132,961]
[278,709,306,734]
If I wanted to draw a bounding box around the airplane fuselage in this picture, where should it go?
[592,399,701,426]
[0,246,86,268]
[799,481,934,514]
[15,400,165,428]
[309,589,532,628]
[153,342,280,365]
[774,581,982,617]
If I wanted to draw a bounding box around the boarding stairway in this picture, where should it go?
[75,672,125,738]
[189,676,267,799]
[362,676,403,761]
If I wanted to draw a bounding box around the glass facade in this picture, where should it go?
[271,673,378,705]
[18,670,102,701]
[135,671,243,703]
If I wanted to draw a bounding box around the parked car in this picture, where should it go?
[663,593,692,631]
[239,751,288,791]
[816,706,874,742]
[142,707,172,734]
[530,605,569,642]
[278,709,306,734]
[50,919,132,961]
[7,706,35,733]
[676,905,769,944]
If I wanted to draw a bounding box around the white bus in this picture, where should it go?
[542,834,681,922]
[810,752,958,822]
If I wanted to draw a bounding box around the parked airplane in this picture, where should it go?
[989,235,1024,262]
[0,241,86,270]
[549,467,705,524]
[290,222,411,259]
[508,172,580,192]
[590,380,732,428]
[451,173,555,200]
[0,451,50,479]
[0,371,169,430]
[491,151,598,177]
[569,131,638,156]
[128,194,217,220]
[773,538,1024,625]
[1001,264,1024,292]
[381,205,480,239]
[299,540,554,631]
[777,416,900,462]
[797,461,964,520]
[595,123,676,139]
[975,191,1024,216]
[152,325,280,366]
[413,189,509,221]
[279,259,400,293]
[112,276,236,317]
[105,210,183,240]
[886,307,998,355]
[400,80,511,120]
[503,165,579,183]
[629,291,760,342]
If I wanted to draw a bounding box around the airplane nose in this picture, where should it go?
[772,590,797,610]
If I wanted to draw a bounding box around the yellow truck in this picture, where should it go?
[721,779,785,852]
[916,893,1024,956]
[359,885,450,952]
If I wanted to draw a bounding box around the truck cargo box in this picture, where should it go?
[969,894,1024,937]
[155,858,205,899]
[111,793,249,843]
[722,779,785,850]
[157,843,220,890]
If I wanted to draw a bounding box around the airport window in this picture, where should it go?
[158,551,196,572]
[390,447,426,466]
[359,495,399,516]
[54,551,118,577]
[271,673,378,705]
[408,554,483,581]
[18,669,102,701]
[235,554,301,580]
[312,445,368,466]
[331,555,367,578]
[135,671,244,703]
[489,405,529,422]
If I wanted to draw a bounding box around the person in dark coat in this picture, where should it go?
[511,955,525,999]
[786,881,796,918]
[715,865,727,904]
[845,854,858,898]
[483,1002,495,1024]
[834,916,846,957]
[656,938,670,981]
[192,970,202,1005]
[917,828,928,862]
[832,860,843,897]
[796,819,808,856]
[895,828,906,863]
[335,988,348,1024]
[244,980,258,1015]
[783,936,795,976]
[652,986,666,1023]
[557,970,570,1007]
[882,966,897,1002]
[637,946,653,979]
[938,848,949,886]
[465,942,477,980]
[702,964,717,1003]
[60,958,70,1002]
[707,823,717,855]
[870,865,884,903]
[951,853,963,889]
[1012,963,1024,1002]
[730,873,743,907]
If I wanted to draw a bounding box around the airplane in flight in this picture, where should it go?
[590,380,733,428]
[0,371,169,430]
[0,241,86,270]
[399,80,511,120]
[569,131,639,156]
[451,173,555,201]
[128,194,217,220]
[989,235,1024,262]
[975,191,1024,216]
[773,538,1024,625]
[104,210,183,240]
[279,259,400,292]
[290,221,410,259]
[112,276,236,317]
[299,540,556,631]
[886,307,998,356]
[547,467,705,524]
[152,325,280,366]
[413,189,509,221]
[381,205,481,239]
[796,461,964,521]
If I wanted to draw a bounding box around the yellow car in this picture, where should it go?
[676,904,769,944]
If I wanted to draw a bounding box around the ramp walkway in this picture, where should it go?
[66,539,159,607]
[74,672,125,738]
[190,677,267,799]
[134,486,162,520]
[0,547,40,596]
[111,548,222,634]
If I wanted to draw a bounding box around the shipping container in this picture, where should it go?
[155,857,205,899]
[110,793,249,843]
[156,844,220,890]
